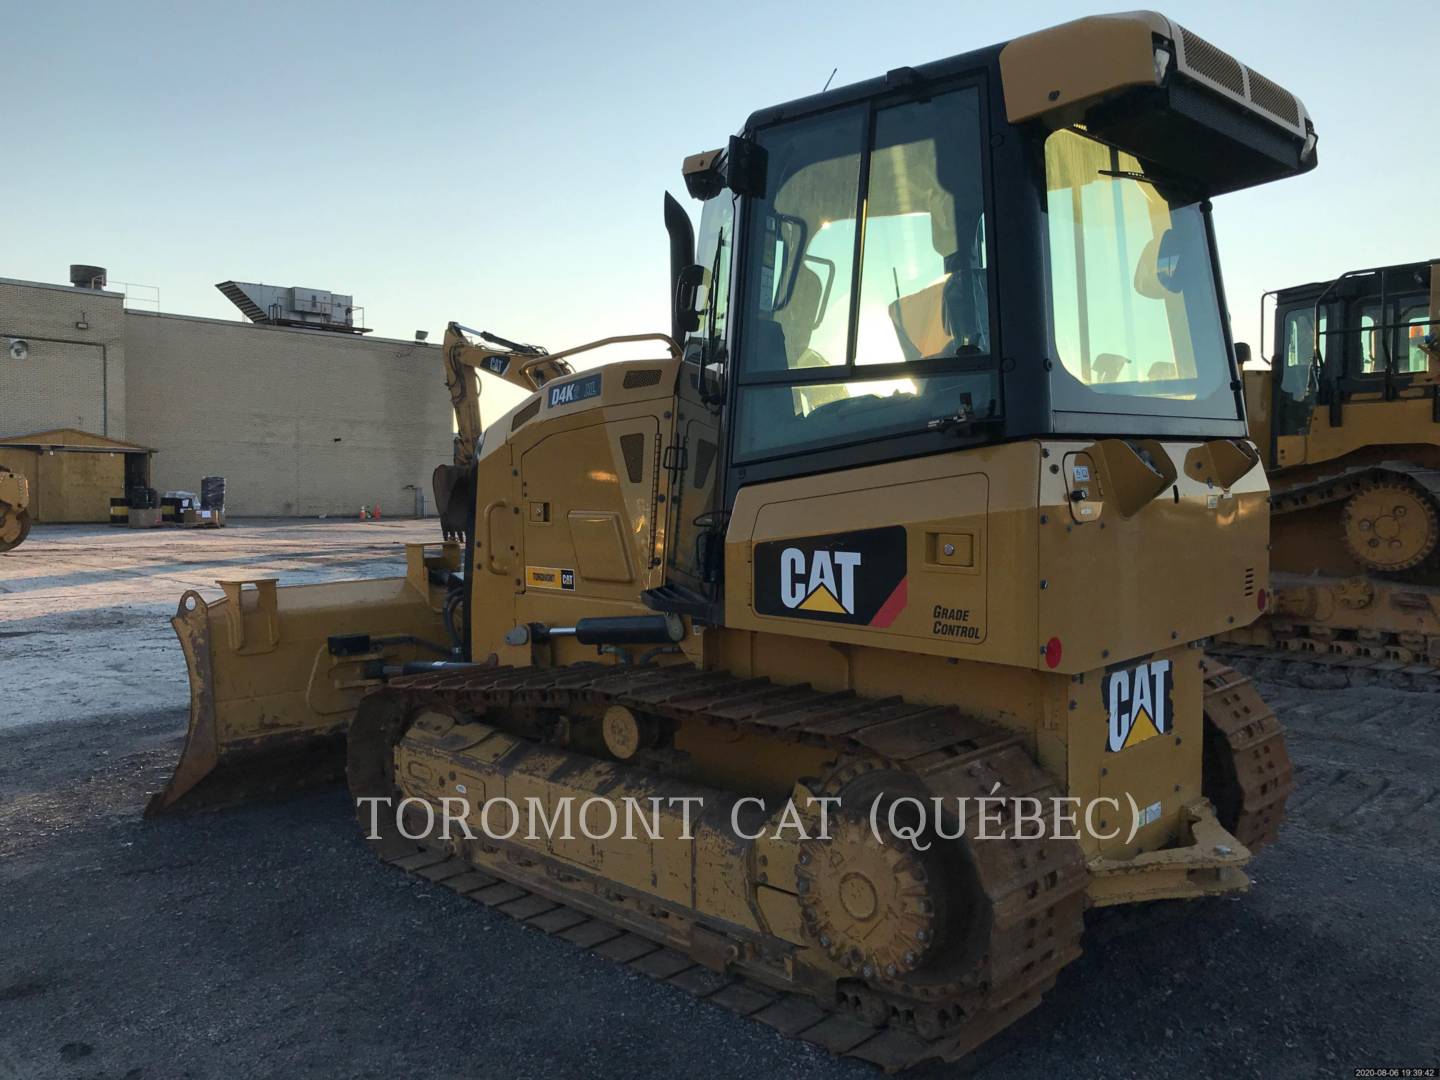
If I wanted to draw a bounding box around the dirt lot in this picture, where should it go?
[1,521,1437,1079]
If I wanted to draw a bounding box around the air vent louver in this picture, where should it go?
[511,399,541,432]
[622,369,663,390]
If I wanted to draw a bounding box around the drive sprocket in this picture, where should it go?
[1341,482,1438,572]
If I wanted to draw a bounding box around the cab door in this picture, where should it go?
[1271,302,1324,467]
[664,193,734,600]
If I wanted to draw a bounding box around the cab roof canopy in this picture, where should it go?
[743,10,1315,199]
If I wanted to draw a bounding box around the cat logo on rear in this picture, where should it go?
[1102,659,1173,753]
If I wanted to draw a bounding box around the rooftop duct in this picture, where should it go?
[215,280,370,334]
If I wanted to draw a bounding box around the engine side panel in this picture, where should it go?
[470,358,682,662]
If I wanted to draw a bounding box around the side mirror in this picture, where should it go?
[724,135,767,199]
[1234,341,1251,367]
[674,263,705,335]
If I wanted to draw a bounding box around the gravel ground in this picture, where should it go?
[1,522,1437,1079]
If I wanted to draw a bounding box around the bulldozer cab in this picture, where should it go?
[668,27,1317,581]
[1256,260,1439,468]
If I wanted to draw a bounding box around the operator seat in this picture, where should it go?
[777,265,847,414]
[1093,353,1129,382]
[737,264,840,456]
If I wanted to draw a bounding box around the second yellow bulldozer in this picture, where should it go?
[150,11,1312,1068]
[0,465,32,553]
[1220,259,1440,679]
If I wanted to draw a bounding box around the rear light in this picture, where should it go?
[1044,636,1063,669]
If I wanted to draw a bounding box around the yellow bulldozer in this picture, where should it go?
[1216,260,1440,681]
[0,465,32,552]
[148,12,1313,1067]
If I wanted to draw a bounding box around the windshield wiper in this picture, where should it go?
[1098,168,1155,184]
[1096,166,1203,204]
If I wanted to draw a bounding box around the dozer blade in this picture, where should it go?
[148,541,460,815]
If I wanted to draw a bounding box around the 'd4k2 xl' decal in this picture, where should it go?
[754,526,907,627]
[547,372,602,409]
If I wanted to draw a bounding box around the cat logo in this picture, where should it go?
[754,526,907,627]
[781,548,861,614]
[525,565,576,591]
[1102,658,1174,753]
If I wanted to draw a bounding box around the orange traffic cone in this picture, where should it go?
[373,503,382,521]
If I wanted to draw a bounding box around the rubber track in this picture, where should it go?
[1200,660,1295,852]
[368,662,1092,1070]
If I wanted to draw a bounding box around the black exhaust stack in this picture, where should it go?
[664,192,695,345]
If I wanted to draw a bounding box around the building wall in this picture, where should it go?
[0,279,126,439]
[123,313,451,517]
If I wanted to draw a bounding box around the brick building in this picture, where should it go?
[0,276,126,440]
[0,271,451,518]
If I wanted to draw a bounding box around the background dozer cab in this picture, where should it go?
[1221,260,1440,673]
[154,10,1313,1067]
[0,465,32,552]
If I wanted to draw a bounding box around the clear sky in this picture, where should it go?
[6,0,1433,425]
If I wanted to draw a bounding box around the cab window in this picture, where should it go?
[733,87,995,462]
[686,194,735,364]
[1399,299,1434,372]
[1358,305,1382,374]
[1355,296,1434,376]
[1280,306,1324,402]
[1043,129,1233,420]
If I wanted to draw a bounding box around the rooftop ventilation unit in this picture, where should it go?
[70,264,108,289]
[215,281,370,334]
